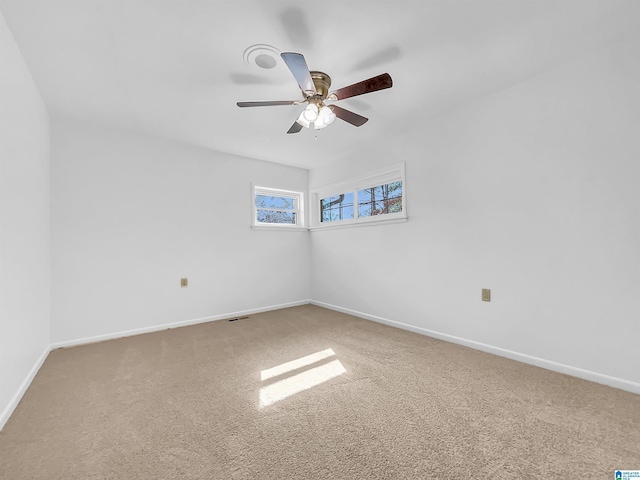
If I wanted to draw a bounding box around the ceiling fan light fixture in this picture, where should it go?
[296,104,336,130]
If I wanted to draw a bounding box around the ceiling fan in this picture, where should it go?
[237,52,393,134]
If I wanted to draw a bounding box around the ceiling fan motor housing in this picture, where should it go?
[309,71,331,99]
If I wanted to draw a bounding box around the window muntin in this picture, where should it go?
[252,186,304,228]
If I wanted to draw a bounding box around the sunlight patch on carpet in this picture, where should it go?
[259,358,346,408]
[260,348,337,381]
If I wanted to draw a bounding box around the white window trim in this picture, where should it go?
[309,163,407,230]
[251,185,306,230]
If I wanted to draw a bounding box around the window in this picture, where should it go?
[319,181,403,223]
[311,163,406,229]
[357,181,403,217]
[320,192,354,222]
[252,186,304,229]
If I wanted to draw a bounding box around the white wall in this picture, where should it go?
[0,11,51,426]
[51,119,309,344]
[310,39,640,390]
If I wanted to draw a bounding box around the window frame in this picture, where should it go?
[251,185,306,230]
[310,163,407,230]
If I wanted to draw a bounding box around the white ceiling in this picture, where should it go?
[1,0,638,169]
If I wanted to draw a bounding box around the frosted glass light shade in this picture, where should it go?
[302,104,319,122]
[296,112,311,128]
[296,103,336,130]
[314,106,336,129]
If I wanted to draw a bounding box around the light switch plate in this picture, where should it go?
[482,288,491,302]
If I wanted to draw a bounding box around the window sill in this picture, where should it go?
[309,215,408,231]
[251,224,308,232]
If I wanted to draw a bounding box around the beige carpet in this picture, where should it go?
[1,305,638,479]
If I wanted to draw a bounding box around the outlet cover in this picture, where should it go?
[181,278,188,288]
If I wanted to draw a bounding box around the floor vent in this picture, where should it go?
[228,316,249,322]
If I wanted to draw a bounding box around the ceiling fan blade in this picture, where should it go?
[331,105,368,127]
[287,121,304,134]
[280,52,317,95]
[237,101,298,107]
[330,73,392,101]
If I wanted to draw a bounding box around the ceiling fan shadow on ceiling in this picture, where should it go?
[236,52,393,134]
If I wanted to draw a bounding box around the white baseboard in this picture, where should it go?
[50,299,312,350]
[4,298,636,432]
[0,344,51,431]
[310,300,640,395]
